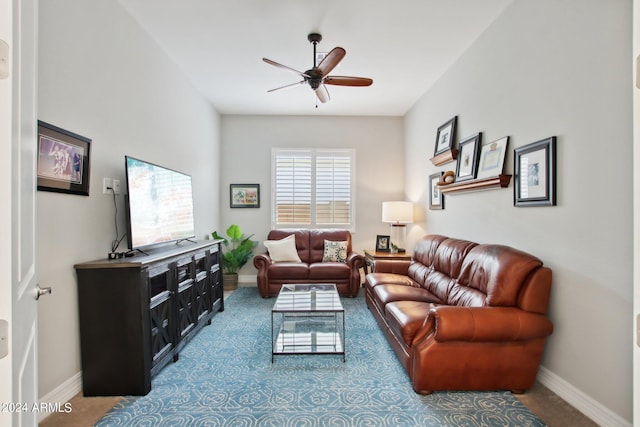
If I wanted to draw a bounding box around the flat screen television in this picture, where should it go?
[125,156,196,250]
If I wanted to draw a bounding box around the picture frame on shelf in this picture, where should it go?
[433,116,457,156]
[476,136,509,179]
[36,120,92,196]
[429,172,444,210]
[514,136,557,207]
[230,183,260,208]
[455,132,482,182]
[376,235,391,252]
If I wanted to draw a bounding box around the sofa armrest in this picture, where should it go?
[415,306,553,345]
[347,251,366,270]
[253,253,272,269]
[371,259,411,275]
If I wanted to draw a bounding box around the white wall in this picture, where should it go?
[220,114,405,276]
[37,0,221,398]
[406,0,632,423]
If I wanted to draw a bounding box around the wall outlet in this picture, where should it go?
[103,177,112,194]
[112,179,121,195]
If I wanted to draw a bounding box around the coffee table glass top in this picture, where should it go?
[272,283,343,313]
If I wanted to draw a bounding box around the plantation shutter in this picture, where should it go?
[273,148,355,230]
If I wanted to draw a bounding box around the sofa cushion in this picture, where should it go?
[373,284,442,307]
[310,229,352,263]
[268,262,309,280]
[322,240,348,263]
[385,300,435,347]
[309,262,350,280]
[264,234,301,263]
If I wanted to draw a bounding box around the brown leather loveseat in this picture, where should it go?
[365,234,553,394]
[253,229,365,298]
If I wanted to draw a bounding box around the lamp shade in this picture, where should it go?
[382,201,414,224]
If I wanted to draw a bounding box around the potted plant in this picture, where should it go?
[212,224,258,290]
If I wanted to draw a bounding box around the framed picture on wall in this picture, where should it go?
[36,120,92,196]
[230,184,260,208]
[376,235,391,252]
[476,136,509,179]
[514,136,557,207]
[455,132,482,182]
[433,116,457,156]
[429,172,444,210]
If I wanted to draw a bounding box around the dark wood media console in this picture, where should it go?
[74,240,224,396]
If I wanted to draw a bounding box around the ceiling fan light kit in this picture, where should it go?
[263,33,373,104]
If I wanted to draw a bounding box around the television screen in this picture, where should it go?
[125,156,195,250]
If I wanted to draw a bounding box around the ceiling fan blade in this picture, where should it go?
[316,47,346,77]
[315,84,330,103]
[324,76,373,87]
[262,58,309,78]
[267,80,305,93]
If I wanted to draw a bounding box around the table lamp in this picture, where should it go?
[382,201,413,253]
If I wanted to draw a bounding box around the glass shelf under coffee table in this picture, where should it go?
[271,283,345,362]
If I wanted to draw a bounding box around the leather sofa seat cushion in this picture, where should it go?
[373,284,441,307]
[385,301,434,347]
[309,262,350,280]
[365,272,416,292]
[268,263,310,280]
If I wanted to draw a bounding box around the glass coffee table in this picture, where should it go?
[271,283,345,362]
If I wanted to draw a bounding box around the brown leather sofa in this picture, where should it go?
[365,234,553,394]
[253,229,365,298]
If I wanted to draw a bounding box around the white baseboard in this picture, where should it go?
[537,366,631,427]
[37,371,82,422]
[238,274,256,284]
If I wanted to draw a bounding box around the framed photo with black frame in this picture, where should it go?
[230,184,260,208]
[429,172,444,210]
[476,136,509,179]
[514,136,557,207]
[433,116,457,157]
[36,120,91,196]
[455,132,482,182]
[376,235,391,252]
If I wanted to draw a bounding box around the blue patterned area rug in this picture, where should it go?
[97,287,545,426]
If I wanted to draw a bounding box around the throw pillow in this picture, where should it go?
[322,240,348,263]
[263,234,301,263]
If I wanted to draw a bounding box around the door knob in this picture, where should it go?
[35,285,52,300]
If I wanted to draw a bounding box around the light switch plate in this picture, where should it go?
[0,319,7,359]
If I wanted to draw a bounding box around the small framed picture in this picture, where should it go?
[37,121,91,196]
[476,136,509,179]
[455,132,482,182]
[429,172,444,210]
[376,235,391,252]
[230,184,260,208]
[514,137,557,207]
[433,116,457,156]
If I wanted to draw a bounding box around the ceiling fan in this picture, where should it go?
[263,33,373,104]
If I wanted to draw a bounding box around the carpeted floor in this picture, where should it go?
[92,287,546,426]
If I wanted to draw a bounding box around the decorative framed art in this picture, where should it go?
[376,235,391,252]
[429,172,444,210]
[433,116,457,157]
[476,136,509,179]
[230,184,260,208]
[455,132,482,182]
[36,120,92,196]
[514,136,557,207]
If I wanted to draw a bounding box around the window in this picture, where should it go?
[272,148,355,230]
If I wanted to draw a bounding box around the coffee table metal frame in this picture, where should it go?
[271,283,345,362]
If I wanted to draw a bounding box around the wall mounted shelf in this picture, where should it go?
[438,175,512,195]
[430,149,458,166]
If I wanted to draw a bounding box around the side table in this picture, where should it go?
[363,249,412,275]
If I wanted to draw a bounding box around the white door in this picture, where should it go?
[0,0,40,426]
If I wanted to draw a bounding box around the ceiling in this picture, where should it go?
[118,0,513,116]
